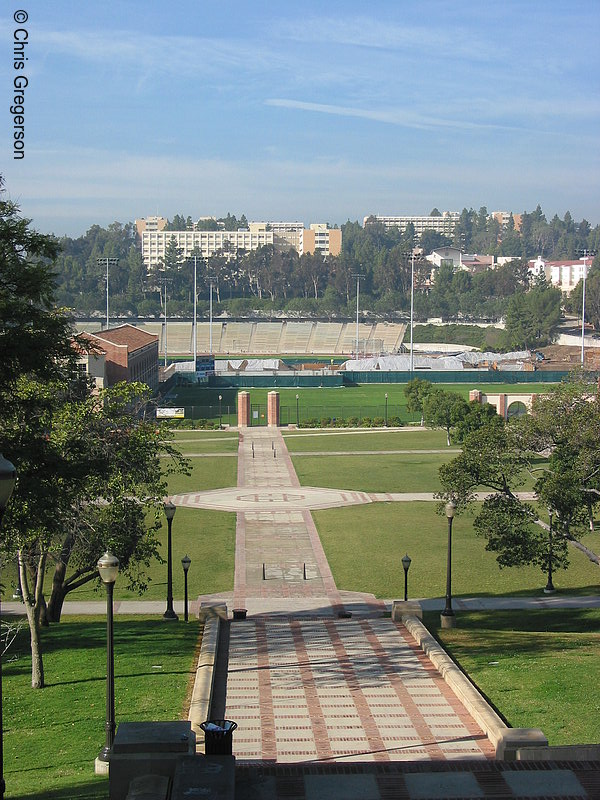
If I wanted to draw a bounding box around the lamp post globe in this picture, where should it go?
[163,501,178,621]
[96,551,119,768]
[181,555,191,622]
[401,553,411,601]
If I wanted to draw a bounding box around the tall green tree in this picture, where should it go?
[1,379,188,688]
[0,182,77,394]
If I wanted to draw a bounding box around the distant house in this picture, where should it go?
[77,324,159,392]
[528,257,588,294]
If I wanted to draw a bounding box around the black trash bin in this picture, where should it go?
[200,719,237,755]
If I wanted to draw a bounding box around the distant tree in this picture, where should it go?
[502,282,561,349]
[404,378,434,426]
[420,229,452,255]
[429,208,442,216]
[423,389,469,445]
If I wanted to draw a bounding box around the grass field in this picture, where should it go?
[426,609,600,746]
[4,616,200,800]
[282,429,451,450]
[167,382,560,425]
[314,502,600,599]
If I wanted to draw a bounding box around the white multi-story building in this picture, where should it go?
[138,219,342,269]
[364,212,459,237]
[528,257,588,294]
[140,228,274,270]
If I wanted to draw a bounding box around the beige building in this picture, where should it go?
[135,216,167,237]
[301,224,342,257]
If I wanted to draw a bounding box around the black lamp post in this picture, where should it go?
[96,551,119,765]
[544,509,555,594]
[163,501,178,621]
[181,555,191,622]
[218,395,223,429]
[0,454,16,800]
[401,553,411,601]
[296,394,300,426]
[385,393,388,427]
[441,500,456,627]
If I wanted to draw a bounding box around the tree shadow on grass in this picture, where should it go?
[425,607,600,635]
[10,776,107,800]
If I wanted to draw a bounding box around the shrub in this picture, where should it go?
[320,417,332,428]
[361,417,373,427]
[388,415,402,427]
[347,416,360,427]
[372,416,385,427]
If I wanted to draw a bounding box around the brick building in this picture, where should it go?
[79,324,159,392]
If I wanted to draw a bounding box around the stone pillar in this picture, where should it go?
[237,391,250,427]
[498,393,507,419]
[267,391,280,427]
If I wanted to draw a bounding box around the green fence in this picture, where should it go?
[343,370,572,384]
[208,370,571,389]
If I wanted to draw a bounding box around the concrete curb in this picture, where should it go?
[402,615,547,759]
[188,606,224,752]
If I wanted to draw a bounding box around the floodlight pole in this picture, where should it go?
[97,258,119,330]
[410,253,415,374]
[579,249,597,365]
[208,277,216,355]
[352,274,363,357]
[164,279,168,368]
[192,256,198,370]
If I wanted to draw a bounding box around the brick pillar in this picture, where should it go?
[498,394,507,419]
[267,391,280,427]
[238,391,250,427]
[469,389,482,403]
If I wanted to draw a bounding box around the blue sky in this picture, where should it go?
[2,0,599,236]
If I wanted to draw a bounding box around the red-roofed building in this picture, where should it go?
[528,257,588,294]
[79,324,159,391]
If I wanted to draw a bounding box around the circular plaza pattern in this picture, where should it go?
[172,486,373,512]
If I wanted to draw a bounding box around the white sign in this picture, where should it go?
[157,407,185,419]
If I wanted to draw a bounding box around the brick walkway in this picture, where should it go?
[194,428,600,797]
[224,428,494,766]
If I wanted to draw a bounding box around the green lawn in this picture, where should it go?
[282,429,451,450]
[170,429,239,454]
[4,616,200,800]
[167,456,237,494]
[313,502,600,599]
[425,609,600,745]
[294,453,458,493]
[167,382,560,426]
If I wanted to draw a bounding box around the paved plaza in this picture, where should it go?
[177,428,599,797]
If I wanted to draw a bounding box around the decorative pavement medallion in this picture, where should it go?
[172,486,373,512]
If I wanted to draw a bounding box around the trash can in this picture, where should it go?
[200,720,237,755]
